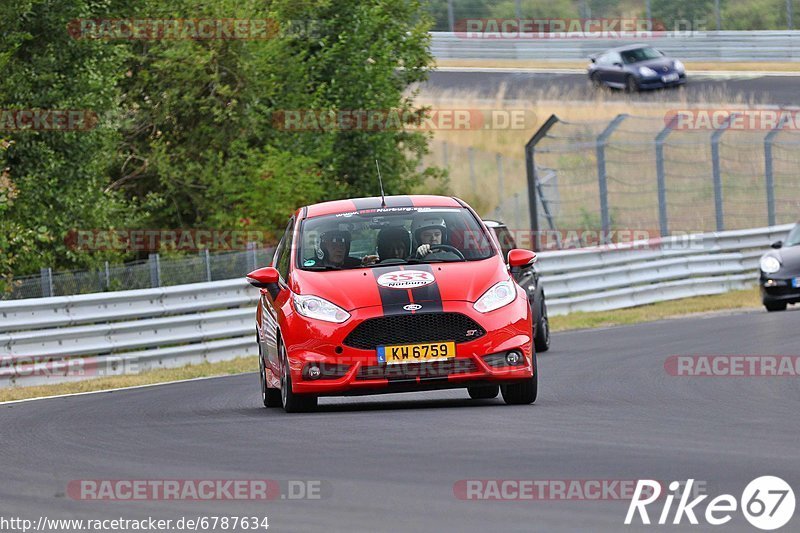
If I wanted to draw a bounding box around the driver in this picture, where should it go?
[313,229,361,268]
[412,216,449,258]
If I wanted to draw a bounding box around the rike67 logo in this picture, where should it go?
[625,477,795,530]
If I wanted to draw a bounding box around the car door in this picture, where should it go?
[260,217,294,375]
[606,51,626,86]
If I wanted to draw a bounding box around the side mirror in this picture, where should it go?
[613,62,623,68]
[771,241,783,249]
[246,266,281,291]
[508,249,537,268]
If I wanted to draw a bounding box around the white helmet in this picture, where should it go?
[411,216,447,244]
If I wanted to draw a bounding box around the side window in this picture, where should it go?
[494,227,516,261]
[609,52,622,65]
[274,218,294,280]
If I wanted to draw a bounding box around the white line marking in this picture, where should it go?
[0,372,254,406]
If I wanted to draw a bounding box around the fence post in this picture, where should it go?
[596,114,629,237]
[104,261,110,290]
[710,113,739,232]
[789,0,794,30]
[525,115,560,250]
[447,0,454,32]
[202,249,212,282]
[655,115,678,237]
[40,267,53,298]
[148,253,161,288]
[496,153,504,205]
[764,116,788,227]
[468,147,476,192]
[442,141,449,168]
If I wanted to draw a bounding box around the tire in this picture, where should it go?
[534,296,550,353]
[468,385,499,399]
[259,355,281,408]
[625,75,639,93]
[765,301,787,312]
[590,72,602,89]
[501,352,538,405]
[279,342,317,413]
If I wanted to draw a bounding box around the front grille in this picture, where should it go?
[356,359,479,380]
[343,313,485,350]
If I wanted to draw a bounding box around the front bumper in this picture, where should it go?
[760,273,800,304]
[281,292,534,397]
[637,73,687,90]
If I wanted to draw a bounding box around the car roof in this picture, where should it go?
[303,195,463,219]
[595,43,655,55]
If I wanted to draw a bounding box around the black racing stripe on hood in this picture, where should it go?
[351,196,414,211]
[408,264,443,313]
[372,265,412,314]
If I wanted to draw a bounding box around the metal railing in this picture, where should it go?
[1,224,791,388]
[431,30,800,62]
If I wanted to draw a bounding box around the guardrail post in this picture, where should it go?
[655,115,678,237]
[596,114,628,238]
[202,249,212,282]
[148,253,161,288]
[710,113,739,232]
[40,267,53,298]
[764,116,787,227]
[525,114,560,250]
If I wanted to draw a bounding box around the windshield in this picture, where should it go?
[297,207,496,270]
[786,223,800,247]
[621,47,663,63]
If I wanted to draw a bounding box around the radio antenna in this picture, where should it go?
[375,159,387,208]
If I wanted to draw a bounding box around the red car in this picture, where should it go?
[247,195,538,412]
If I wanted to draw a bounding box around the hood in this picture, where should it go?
[773,244,800,275]
[636,57,677,72]
[289,258,509,311]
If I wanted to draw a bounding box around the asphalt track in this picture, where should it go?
[425,70,800,106]
[2,308,799,532]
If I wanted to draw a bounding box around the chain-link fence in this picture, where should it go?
[3,246,275,301]
[525,113,800,240]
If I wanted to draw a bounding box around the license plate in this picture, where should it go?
[662,73,679,83]
[377,341,456,365]
[792,278,800,288]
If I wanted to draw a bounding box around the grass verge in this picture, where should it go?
[549,287,761,332]
[0,356,257,403]
[0,288,765,403]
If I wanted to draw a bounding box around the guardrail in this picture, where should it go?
[539,224,793,315]
[431,30,800,62]
[0,224,791,388]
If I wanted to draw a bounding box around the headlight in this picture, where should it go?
[674,60,685,73]
[639,66,658,77]
[473,279,516,313]
[760,255,781,274]
[293,294,350,323]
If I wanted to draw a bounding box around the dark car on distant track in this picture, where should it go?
[484,220,550,352]
[759,221,800,312]
[588,44,686,92]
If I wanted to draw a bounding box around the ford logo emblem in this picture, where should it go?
[403,304,422,311]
